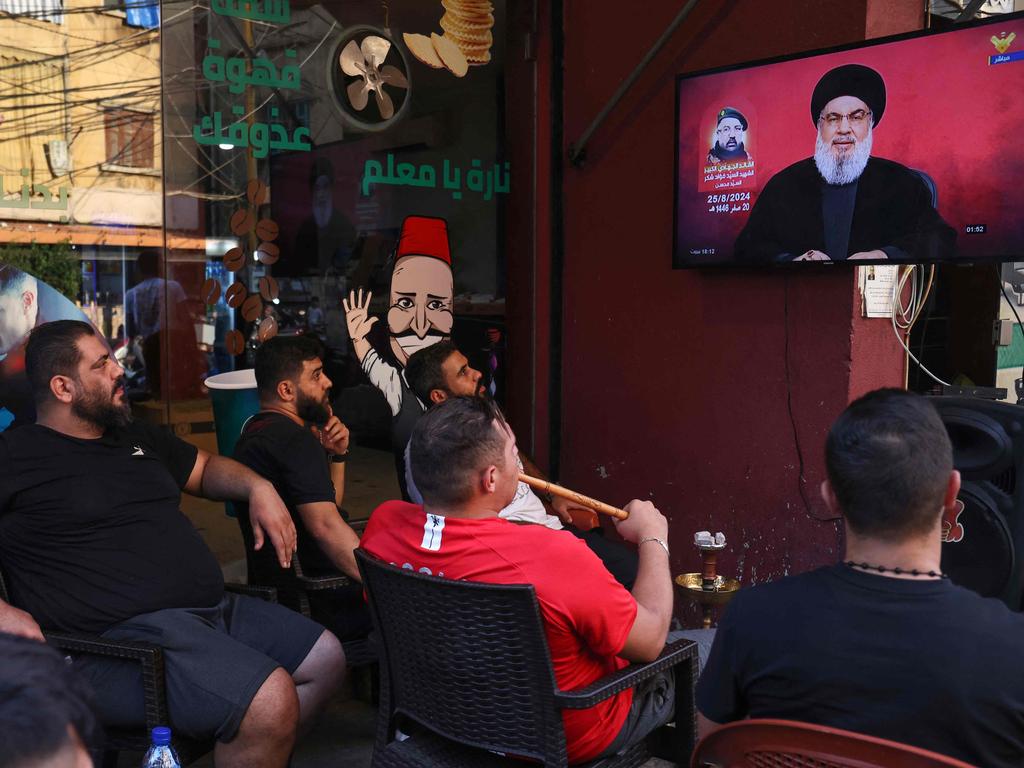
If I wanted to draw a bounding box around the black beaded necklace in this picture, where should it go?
[844,561,947,579]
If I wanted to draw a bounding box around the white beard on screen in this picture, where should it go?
[313,198,333,228]
[814,127,872,186]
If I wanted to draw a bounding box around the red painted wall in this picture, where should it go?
[553,0,918,601]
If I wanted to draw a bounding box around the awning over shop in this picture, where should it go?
[0,222,204,251]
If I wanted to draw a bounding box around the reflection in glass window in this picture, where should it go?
[104,109,156,169]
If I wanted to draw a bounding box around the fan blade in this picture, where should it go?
[380,64,408,89]
[361,35,391,70]
[375,87,395,120]
[347,80,370,111]
[340,40,364,76]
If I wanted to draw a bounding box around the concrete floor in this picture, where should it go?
[120,692,677,767]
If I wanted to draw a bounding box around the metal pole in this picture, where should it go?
[567,0,699,167]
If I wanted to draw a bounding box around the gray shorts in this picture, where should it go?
[597,629,716,758]
[72,592,325,742]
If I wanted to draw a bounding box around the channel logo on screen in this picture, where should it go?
[989,31,1021,65]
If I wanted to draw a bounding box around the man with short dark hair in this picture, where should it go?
[697,388,1024,767]
[0,320,345,767]
[0,631,100,768]
[361,397,680,764]
[403,341,639,588]
[234,334,370,640]
[124,249,190,398]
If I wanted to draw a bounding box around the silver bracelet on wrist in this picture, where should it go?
[638,536,669,557]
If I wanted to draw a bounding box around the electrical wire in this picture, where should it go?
[996,265,1024,404]
[890,264,949,387]
[782,275,832,521]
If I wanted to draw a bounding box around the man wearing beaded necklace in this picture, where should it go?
[696,388,1024,768]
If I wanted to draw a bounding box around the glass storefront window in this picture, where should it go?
[162,0,519,451]
[0,2,162,431]
[0,0,524,450]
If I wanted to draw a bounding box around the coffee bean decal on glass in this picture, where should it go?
[202,177,284,351]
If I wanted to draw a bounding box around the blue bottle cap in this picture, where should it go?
[151,726,172,746]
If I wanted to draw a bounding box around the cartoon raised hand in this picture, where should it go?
[343,288,378,362]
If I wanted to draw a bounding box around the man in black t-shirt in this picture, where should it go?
[0,320,345,765]
[697,389,1024,767]
[234,335,369,640]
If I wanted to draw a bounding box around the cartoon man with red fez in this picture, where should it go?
[343,216,453,490]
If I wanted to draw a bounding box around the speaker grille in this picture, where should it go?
[992,466,1017,497]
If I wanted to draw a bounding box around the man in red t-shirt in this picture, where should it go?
[360,396,676,763]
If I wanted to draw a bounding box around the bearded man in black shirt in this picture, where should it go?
[234,335,369,641]
[697,389,1024,768]
[0,320,345,767]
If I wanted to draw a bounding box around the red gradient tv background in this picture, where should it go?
[674,15,1024,267]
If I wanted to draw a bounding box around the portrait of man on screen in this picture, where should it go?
[733,63,957,264]
[707,107,754,165]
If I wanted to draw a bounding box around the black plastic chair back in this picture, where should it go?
[235,511,313,609]
[355,548,567,763]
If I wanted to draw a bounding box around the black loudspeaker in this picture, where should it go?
[931,397,1024,610]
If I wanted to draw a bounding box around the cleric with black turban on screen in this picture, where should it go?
[734,63,956,264]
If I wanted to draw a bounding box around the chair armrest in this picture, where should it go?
[349,518,368,534]
[553,637,697,710]
[45,631,169,728]
[225,583,278,602]
[296,573,352,590]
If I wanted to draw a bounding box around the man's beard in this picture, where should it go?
[313,197,332,229]
[296,390,330,426]
[814,128,872,185]
[72,377,131,430]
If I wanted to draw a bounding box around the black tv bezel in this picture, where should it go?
[671,10,1024,270]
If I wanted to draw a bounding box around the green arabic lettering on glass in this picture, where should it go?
[361,154,511,200]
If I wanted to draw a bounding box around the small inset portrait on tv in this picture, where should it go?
[735,63,957,264]
[707,107,753,165]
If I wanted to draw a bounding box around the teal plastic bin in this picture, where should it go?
[205,369,259,517]
[205,368,260,458]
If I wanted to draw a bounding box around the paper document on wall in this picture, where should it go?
[859,265,898,318]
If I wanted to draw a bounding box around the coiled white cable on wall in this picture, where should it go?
[891,264,949,387]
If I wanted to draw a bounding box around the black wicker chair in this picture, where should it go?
[355,548,698,767]
[236,514,376,668]
[0,565,276,768]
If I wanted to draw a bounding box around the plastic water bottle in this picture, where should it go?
[142,726,181,768]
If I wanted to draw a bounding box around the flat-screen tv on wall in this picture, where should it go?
[673,12,1024,268]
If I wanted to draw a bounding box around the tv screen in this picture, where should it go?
[673,13,1024,267]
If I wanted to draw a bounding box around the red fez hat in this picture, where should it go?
[396,216,451,265]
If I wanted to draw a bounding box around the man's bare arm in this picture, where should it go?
[185,450,297,568]
[295,502,361,581]
[330,463,345,508]
[614,500,672,662]
[0,600,43,641]
[315,411,349,509]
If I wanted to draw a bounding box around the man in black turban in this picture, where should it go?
[734,63,956,263]
[707,107,753,164]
